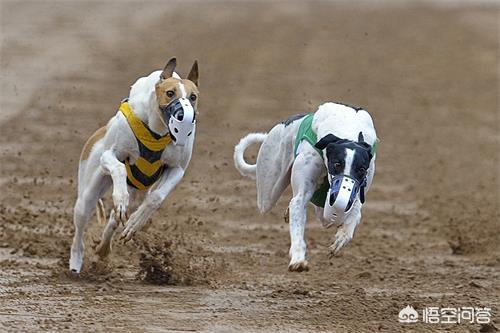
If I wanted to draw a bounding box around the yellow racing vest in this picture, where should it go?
[119,101,172,190]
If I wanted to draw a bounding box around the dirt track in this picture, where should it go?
[0,1,499,332]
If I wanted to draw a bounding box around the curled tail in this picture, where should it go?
[234,132,267,179]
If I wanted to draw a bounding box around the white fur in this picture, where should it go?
[70,70,194,273]
[178,81,187,98]
[233,103,377,272]
[234,133,267,179]
[343,148,355,176]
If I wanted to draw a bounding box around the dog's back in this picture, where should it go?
[313,103,377,147]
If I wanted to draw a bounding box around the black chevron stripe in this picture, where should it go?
[127,163,165,189]
[136,140,164,163]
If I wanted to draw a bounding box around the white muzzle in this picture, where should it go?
[161,97,196,146]
[322,175,360,228]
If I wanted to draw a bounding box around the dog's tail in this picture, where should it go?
[234,132,267,179]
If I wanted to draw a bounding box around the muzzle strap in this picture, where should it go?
[359,177,367,204]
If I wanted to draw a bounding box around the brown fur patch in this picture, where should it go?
[155,77,199,111]
[181,79,199,102]
[80,126,106,161]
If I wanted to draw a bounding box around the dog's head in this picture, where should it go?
[155,58,199,146]
[315,132,373,185]
[315,132,374,226]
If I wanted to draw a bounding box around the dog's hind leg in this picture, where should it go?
[70,171,111,273]
[95,188,141,258]
[314,206,324,221]
[313,206,334,229]
[95,209,118,259]
[256,124,295,213]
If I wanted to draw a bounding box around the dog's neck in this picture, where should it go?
[128,96,169,136]
[146,102,169,136]
[127,71,169,136]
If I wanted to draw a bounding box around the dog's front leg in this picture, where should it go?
[100,150,129,224]
[121,166,184,241]
[288,150,323,272]
[330,200,362,255]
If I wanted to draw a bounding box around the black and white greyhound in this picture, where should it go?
[234,102,378,271]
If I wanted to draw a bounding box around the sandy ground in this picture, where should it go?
[0,1,499,332]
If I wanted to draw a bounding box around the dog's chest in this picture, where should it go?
[120,102,174,189]
[160,144,185,166]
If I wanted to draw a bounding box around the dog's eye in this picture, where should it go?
[190,94,197,102]
[358,167,366,173]
[166,90,175,98]
[334,162,342,168]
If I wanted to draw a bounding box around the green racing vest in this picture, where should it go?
[293,113,329,207]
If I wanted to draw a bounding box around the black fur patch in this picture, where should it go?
[328,144,370,183]
[332,101,364,112]
[282,113,308,127]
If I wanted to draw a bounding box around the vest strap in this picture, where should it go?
[119,102,172,151]
[294,113,323,158]
[119,101,171,190]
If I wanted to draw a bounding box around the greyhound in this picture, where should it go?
[70,58,199,273]
[234,102,378,271]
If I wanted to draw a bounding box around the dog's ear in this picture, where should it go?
[357,131,373,153]
[358,131,365,143]
[315,134,342,150]
[187,60,199,86]
[160,57,177,80]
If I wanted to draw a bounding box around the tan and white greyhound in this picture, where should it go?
[70,58,199,273]
[234,103,378,272]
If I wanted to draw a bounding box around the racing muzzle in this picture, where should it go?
[159,98,196,146]
[322,174,365,228]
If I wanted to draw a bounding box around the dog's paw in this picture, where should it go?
[112,191,129,224]
[329,228,353,256]
[121,222,136,242]
[120,213,147,242]
[69,256,83,274]
[288,243,307,272]
[95,241,111,258]
[70,241,84,273]
[288,260,309,272]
